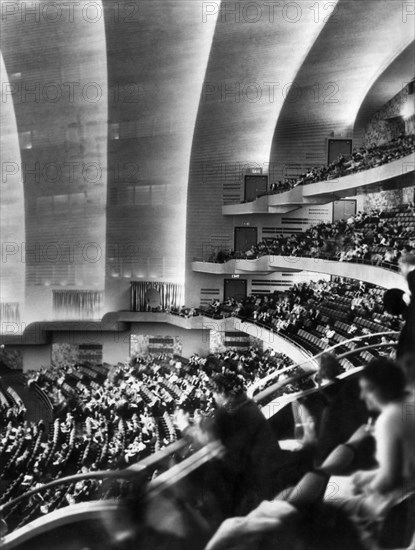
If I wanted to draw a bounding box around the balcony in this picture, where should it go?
[222,152,415,215]
[192,255,406,290]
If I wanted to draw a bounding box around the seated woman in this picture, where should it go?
[330,358,415,542]
[203,358,414,550]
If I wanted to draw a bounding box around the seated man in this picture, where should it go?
[175,368,285,518]
[203,358,414,550]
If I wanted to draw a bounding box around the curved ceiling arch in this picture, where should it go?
[1,0,108,323]
[354,41,415,142]
[0,52,25,326]
[103,0,219,312]
[269,0,414,180]
[185,0,333,302]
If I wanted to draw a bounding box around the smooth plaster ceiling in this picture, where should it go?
[0,0,413,310]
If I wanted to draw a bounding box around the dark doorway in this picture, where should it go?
[234,227,257,255]
[333,199,357,222]
[244,175,268,202]
[327,139,352,164]
[224,278,247,302]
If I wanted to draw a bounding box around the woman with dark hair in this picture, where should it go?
[329,358,414,542]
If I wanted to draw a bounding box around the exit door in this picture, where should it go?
[224,279,247,302]
[327,139,352,164]
[234,227,257,255]
[245,175,268,202]
[333,200,357,222]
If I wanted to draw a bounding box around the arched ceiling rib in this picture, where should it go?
[269,0,414,178]
[1,0,108,323]
[354,41,415,142]
[1,0,414,323]
[103,0,219,299]
[0,53,25,317]
[185,0,333,298]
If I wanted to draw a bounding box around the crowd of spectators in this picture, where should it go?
[2,274,402,533]
[263,133,415,197]
[268,178,299,194]
[212,204,415,268]
[202,278,401,370]
[1,277,412,543]
[0,347,298,531]
[1,318,412,547]
[203,355,415,550]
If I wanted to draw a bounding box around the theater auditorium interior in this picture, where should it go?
[0,0,415,549]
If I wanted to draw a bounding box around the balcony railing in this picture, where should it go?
[0,333,398,548]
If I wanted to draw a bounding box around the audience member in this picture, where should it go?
[212,204,415,270]
[397,254,415,358]
[253,134,415,199]
[331,358,414,543]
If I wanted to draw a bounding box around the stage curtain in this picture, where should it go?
[130,281,184,312]
[53,290,103,320]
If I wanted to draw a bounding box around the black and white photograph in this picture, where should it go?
[0,0,414,548]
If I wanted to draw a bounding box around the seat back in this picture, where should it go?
[378,491,415,549]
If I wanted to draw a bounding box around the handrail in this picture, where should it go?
[0,471,141,516]
[147,440,224,499]
[0,441,224,549]
[0,331,399,535]
[248,330,398,399]
[246,363,307,399]
[238,318,312,358]
[0,501,120,550]
[252,332,398,404]
[197,312,316,362]
[128,438,187,472]
[295,330,398,363]
[337,341,398,360]
[4,336,395,527]
[0,439,187,516]
[253,370,314,405]
[257,340,398,419]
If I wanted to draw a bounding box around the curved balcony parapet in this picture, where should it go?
[192,256,407,290]
[257,332,398,419]
[0,335,397,544]
[0,501,119,549]
[200,316,316,367]
[222,152,415,215]
[303,152,415,199]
